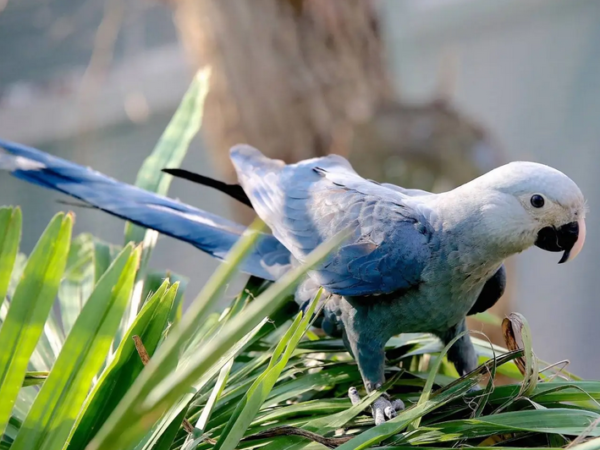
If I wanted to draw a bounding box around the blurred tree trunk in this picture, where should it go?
[172,0,512,364]
[173,0,394,223]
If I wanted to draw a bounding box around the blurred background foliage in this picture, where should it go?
[0,0,599,379]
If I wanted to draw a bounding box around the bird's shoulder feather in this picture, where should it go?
[231,145,436,297]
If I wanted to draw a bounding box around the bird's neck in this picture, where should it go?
[430,189,531,276]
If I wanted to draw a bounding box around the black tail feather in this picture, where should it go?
[162,168,253,208]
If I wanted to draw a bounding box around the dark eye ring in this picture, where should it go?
[530,194,545,208]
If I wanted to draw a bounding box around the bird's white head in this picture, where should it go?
[462,161,587,264]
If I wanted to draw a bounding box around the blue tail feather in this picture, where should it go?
[0,139,291,280]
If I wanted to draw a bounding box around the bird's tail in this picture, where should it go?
[0,139,291,281]
[161,168,253,208]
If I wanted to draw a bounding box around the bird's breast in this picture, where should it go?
[397,289,476,333]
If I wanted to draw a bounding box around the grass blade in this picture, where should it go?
[142,233,345,414]
[134,320,267,450]
[89,219,267,450]
[570,437,600,450]
[407,409,600,444]
[10,244,140,450]
[121,68,210,338]
[0,207,21,303]
[409,330,468,430]
[255,392,385,450]
[93,239,119,284]
[142,270,188,319]
[216,295,320,450]
[336,378,478,450]
[135,280,268,450]
[59,233,96,336]
[0,212,72,436]
[22,372,48,388]
[67,280,178,450]
[89,225,346,450]
[152,404,191,450]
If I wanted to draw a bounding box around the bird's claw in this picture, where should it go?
[348,387,405,426]
[348,386,361,405]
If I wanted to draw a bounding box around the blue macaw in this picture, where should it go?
[0,139,586,424]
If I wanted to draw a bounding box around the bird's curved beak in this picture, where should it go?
[535,219,586,263]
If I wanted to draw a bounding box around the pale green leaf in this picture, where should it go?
[10,244,140,450]
[0,212,72,436]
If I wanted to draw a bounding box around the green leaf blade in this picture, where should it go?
[0,207,22,304]
[0,212,72,436]
[120,68,210,339]
[215,295,321,450]
[10,244,140,450]
[67,280,178,450]
[59,233,96,336]
[89,223,345,450]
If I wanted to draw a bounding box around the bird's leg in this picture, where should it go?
[439,319,479,376]
[342,330,405,425]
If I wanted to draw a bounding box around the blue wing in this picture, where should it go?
[230,145,435,297]
[0,139,291,280]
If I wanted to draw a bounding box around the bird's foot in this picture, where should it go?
[348,386,405,426]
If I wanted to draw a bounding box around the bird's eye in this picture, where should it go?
[530,194,545,208]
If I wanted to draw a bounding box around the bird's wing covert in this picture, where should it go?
[230,145,435,297]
